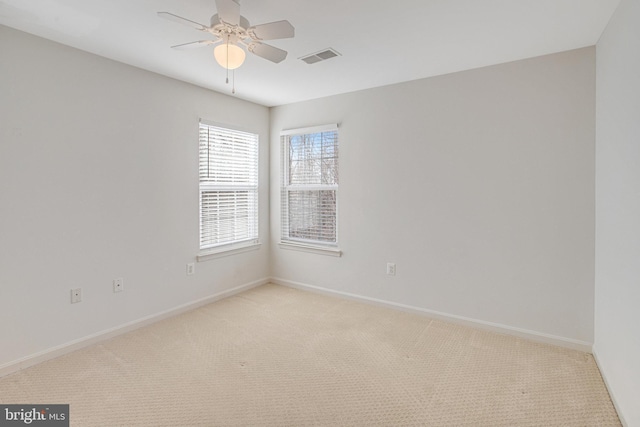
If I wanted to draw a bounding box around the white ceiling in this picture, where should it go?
[0,0,620,107]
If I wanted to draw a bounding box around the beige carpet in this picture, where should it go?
[0,283,620,426]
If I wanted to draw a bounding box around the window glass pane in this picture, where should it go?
[288,131,338,186]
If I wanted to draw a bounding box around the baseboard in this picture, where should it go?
[271,277,593,353]
[0,278,269,378]
[592,347,628,427]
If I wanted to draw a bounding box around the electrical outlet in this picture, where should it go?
[386,262,396,276]
[186,263,195,276]
[71,288,82,304]
[113,277,124,293]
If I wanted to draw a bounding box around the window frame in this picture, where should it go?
[197,120,260,261]
[280,124,341,257]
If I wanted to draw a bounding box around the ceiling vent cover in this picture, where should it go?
[299,48,341,64]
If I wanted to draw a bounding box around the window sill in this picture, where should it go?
[197,242,261,262]
[278,242,342,257]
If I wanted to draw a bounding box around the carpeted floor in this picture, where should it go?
[0,283,620,426]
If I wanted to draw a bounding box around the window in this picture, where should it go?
[281,124,339,250]
[199,121,259,253]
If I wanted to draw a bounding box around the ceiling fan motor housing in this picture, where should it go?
[210,14,251,37]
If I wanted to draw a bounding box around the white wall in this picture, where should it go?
[595,0,640,424]
[270,48,596,346]
[0,26,270,369]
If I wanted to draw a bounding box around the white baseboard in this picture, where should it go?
[592,347,628,427]
[271,277,593,353]
[0,278,269,378]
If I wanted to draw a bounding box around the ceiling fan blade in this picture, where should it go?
[215,0,240,26]
[157,12,208,31]
[248,42,288,63]
[248,20,295,41]
[171,40,220,50]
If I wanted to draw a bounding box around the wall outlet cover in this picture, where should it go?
[71,288,82,304]
[386,263,396,276]
[113,278,124,293]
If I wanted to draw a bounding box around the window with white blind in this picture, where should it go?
[199,121,259,253]
[281,124,339,252]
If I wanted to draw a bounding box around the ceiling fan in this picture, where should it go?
[158,0,294,90]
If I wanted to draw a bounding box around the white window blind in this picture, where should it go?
[199,122,259,251]
[281,124,338,246]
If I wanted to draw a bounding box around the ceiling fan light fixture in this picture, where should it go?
[214,42,246,70]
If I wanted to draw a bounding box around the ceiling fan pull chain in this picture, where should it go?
[232,69,236,94]
[226,39,230,84]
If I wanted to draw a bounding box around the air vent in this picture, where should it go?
[299,48,341,64]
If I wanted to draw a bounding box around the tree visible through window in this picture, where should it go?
[281,125,338,246]
[199,122,259,251]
